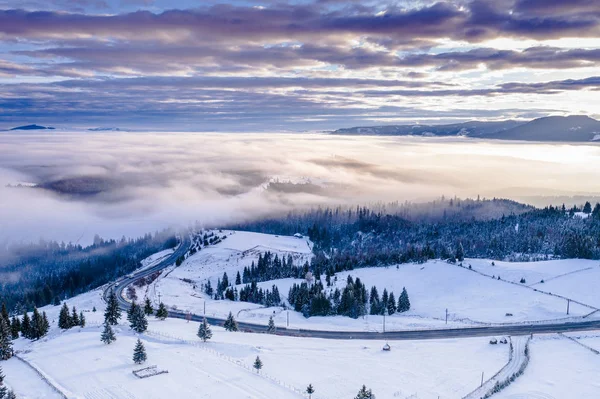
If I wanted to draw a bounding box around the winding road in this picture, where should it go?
[104,237,600,340]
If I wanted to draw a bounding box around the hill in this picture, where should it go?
[332,115,600,142]
[9,124,55,130]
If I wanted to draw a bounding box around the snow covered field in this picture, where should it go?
[145,232,596,330]
[495,335,600,398]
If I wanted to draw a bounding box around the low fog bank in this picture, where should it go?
[2,131,600,245]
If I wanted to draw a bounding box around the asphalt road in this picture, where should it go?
[104,237,600,340]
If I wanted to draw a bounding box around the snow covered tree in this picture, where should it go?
[397,288,411,313]
[0,365,7,398]
[583,201,592,214]
[58,303,72,329]
[20,312,30,340]
[253,356,263,373]
[387,292,396,315]
[6,390,16,399]
[79,311,86,327]
[455,242,465,262]
[223,312,238,332]
[0,304,9,329]
[127,301,138,325]
[235,271,242,285]
[133,339,147,364]
[9,317,19,340]
[104,290,122,325]
[143,298,154,315]
[29,308,48,340]
[197,317,212,342]
[100,322,116,344]
[267,316,276,334]
[71,307,80,327]
[355,385,374,399]
[0,318,12,360]
[155,302,168,320]
[306,384,315,398]
[129,305,148,333]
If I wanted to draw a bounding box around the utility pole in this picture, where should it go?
[158,292,162,304]
[446,308,448,324]
[287,310,289,327]
[567,299,570,315]
[383,313,386,333]
[480,371,484,387]
[203,301,206,315]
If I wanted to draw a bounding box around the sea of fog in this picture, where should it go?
[2,131,600,245]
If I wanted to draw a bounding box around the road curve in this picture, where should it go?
[104,237,600,340]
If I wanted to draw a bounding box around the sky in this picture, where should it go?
[0,0,599,131]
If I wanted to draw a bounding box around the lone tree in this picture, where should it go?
[253,356,263,373]
[355,385,374,399]
[197,317,212,342]
[105,289,122,325]
[144,298,154,315]
[267,316,276,334]
[58,303,72,329]
[101,322,116,344]
[155,302,168,320]
[306,384,315,398]
[133,339,147,364]
[223,312,238,332]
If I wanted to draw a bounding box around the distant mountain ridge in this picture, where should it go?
[332,115,600,142]
[10,124,55,131]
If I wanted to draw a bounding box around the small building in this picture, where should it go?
[293,233,303,238]
[489,338,498,345]
[383,343,391,351]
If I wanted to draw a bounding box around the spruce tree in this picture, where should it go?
[0,365,7,398]
[197,317,212,342]
[21,312,31,340]
[355,385,374,399]
[0,318,13,360]
[223,312,238,332]
[253,356,263,373]
[100,322,116,344]
[235,271,242,285]
[10,317,20,340]
[130,305,148,334]
[398,287,411,313]
[133,339,147,364]
[71,307,80,327]
[306,384,315,398]
[387,292,396,315]
[143,298,154,315]
[127,301,138,325]
[456,242,465,262]
[79,311,86,327]
[6,390,16,399]
[104,289,122,326]
[58,303,71,329]
[267,316,276,334]
[155,302,168,320]
[41,312,49,337]
[29,308,46,340]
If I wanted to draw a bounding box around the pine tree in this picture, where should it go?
[71,307,80,327]
[355,385,374,399]
[133,339,147,364]
[127,301,138,325]
[58,303,72,329]
[129,305,148,334]
[155,302,168,320]
[197,317,212,342]
[267,316,276,334]
[79,311,86,327]
[92,306,97,312]
[456,242,465,262]
[6,390,16,399]
[387,292,396,315]
[100,322,116,344]
[29,308,47,340]
[21,312,31,340]
[0,365,7,399]
[306,384,315,398]
[0,318,13,360]
[398,287,411,313]
[41,312,49,337]
[235,271,242,285]
[104,289,122,325]
[253,356,263,373]
[0,304,9,330]
[143,298,154,315]
[10,317,20,340]
[223,312,238,332]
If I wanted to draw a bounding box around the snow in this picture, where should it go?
[138,248,175,272]
[2,357,64,399]
[147,233,596,331]
[495,335,600,398]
